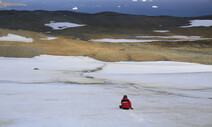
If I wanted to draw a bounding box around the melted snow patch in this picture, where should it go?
[89,38,160,43]
[0,34,33,43]
[153,30,169,32]
[181,20,212,27]
[40,37,58,40]
[136,35,211,41]
[45,21,86,30]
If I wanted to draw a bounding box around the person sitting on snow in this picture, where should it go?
[119,95,133,110]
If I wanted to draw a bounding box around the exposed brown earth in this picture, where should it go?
[0,29,212,65]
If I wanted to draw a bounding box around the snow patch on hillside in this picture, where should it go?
[153,30,169,32]
[181,20,212,27]
[89,38,160,43]
[45,21,86,30]
[40,37,58,40]
[0,34,33,42]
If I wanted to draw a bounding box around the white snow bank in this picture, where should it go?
[89,38,160,43]
[181,20,212,27]
[153,30,169,32]
[45,21,86,30]
[0,34,33,42]
[40,37,58,40]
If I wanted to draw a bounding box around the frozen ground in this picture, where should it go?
[0,34,33,42]
[181,20,212,27]
[45,21,86,30]
[0,55,212,127]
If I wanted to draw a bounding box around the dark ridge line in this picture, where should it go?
[0,10,211,18]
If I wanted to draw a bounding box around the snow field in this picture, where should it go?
[0,55,212,127]
[0,82,211,127]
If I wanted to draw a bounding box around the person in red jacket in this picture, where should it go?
[119,95,133,110]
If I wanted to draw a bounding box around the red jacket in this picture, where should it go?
[121,97,132,109]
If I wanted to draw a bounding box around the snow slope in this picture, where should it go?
[0,55,212,127]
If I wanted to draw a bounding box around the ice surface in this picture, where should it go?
[0,34,33,42]
[45,21,86,30]
[0,55,212,127]
[181,20,212,27]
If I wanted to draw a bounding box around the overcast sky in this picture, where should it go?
[0,0,212,17]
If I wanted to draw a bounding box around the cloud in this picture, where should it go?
[152,6,158,8]
[132,0,138,2]
[142,0,147,2]
[0,0,26,8]
[72,7,78,10]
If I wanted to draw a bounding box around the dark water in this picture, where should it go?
[1,0,212,17]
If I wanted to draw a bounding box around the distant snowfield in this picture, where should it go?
[0,34,33,42]
[181,20,212,27]
[45,21,86,30]
[0,55,212,127]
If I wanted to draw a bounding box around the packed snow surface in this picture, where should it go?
[89,39,160,43]
[0,34,33,42]
[0,55,212,127]
[181,20,212,27]
[45,21,86,30]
